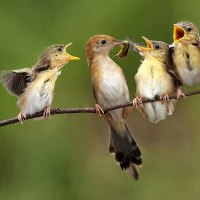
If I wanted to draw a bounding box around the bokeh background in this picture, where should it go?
[0,0,200,199]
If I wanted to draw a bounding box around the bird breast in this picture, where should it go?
[17,70,59,115]
[94,59,129,108]
[173,43,200,85]
[135,59,174,98]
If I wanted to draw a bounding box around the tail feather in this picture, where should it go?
[143,101,175,123]
[109,121,142,180]
[129,164,140,181]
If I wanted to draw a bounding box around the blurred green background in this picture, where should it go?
[0,0,200,199]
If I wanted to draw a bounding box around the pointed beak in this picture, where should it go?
[64,53,80,61]
[112,39,124,46]
[64,43,80,61]
[173,24,186,42]
[135,36,153,52]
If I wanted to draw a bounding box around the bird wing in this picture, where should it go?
[0,68,34,96]
[167,66,182,88]
[91,82,98,103]
[33,64,50,73]
[165,53,183,88]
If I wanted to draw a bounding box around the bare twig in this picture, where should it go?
[0,89,200,127]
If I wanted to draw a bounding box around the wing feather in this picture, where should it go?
[0,68,33,96]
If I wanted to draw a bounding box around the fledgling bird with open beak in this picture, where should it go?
[170,21,200,85]
[0,43,80,123]
[133,37,182,123]
[86,35,142,180]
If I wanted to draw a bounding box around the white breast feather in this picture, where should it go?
[96,59,129,121]
[19,71,58,115]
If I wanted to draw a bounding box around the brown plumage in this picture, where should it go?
[86,35,142,180]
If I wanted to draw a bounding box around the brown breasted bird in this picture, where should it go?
[170,21,200,85]
[86,35,142,180]
[133,37,182,123]
[0,43,80,123]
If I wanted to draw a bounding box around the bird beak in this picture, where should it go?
[64,43,73,49]
[64,53,80,61]
[64,43,80,61]
[135,36,153,52]
[173,24,186,42]
[112,39,124,46]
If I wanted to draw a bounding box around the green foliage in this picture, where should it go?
[1,0,200,199]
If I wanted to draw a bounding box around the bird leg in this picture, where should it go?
[133,96,148,118]
[95,104,104,117]
[160,94,169,104]
[133,96,143,109]
[17,112,26,124]
[43,107,51,119]
[176,86,186,99]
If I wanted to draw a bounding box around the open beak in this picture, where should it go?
[173,24,186,42]
[64,43,80,61]
[135,36,153,52]
[65,53,80,61]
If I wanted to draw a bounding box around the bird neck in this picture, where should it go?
[143,56,166,67]
[181,34,200,46]
[51,59,67,69]
[88,53,110,67]
[36,67,59,83]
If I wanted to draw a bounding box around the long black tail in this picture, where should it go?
[109,121,142,180]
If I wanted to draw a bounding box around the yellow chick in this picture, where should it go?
[133,37,182,123]
[170,21,200,85]
[0,43,79,123]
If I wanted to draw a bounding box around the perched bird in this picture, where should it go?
[86,35,142,180]
[133,37,182,123]
[0,43,79,122]
[170,21,200,85]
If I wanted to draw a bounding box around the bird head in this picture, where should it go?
[38,43,80,70]
[173,21,199,44]
[135,37,171,62]
[86,35,124,64]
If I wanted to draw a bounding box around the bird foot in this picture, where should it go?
[133,96,149,120]
[43,107,51,119]
[160,94,169,104]
[95,104,104,117]
[133,96,143,109]
[177,87,186,99]
[17,112,26,124]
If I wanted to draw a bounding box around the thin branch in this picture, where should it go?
[1,89,200,127]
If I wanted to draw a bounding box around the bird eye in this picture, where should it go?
[57,47,62,52]
[187,27,192,32]
[100,40,107,45]
[154,44,160,49]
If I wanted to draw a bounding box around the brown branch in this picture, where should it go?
[1,89,200,127]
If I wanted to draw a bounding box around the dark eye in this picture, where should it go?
[154,44,160,49]
[57,47,62,52]
[187,27,192,32]
[101,40,107,45]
